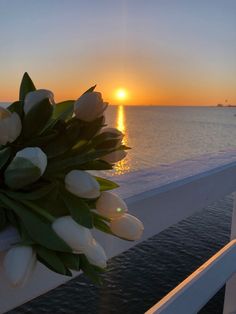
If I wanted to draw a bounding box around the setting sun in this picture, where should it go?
[116,88,127,101]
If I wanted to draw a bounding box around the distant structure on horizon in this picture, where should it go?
[217,99,236,107]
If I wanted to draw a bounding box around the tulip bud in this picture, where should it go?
[100,150,127,164]
[84,239,107,268]
[24,89,54,114]
[14,147,47,175]
[0,107,22,145]
[52,216,94,253]
[110,214,144,240]
[65,170,100,199]
[96,191,128,219]
[74,92,108,122]
[100,127,124,147]
[4,147,47,189]
[3,246,36,287]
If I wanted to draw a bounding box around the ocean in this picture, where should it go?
[6,105,236,313]
[105,105,236,175]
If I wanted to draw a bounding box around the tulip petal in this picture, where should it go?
[3,246,36,287]
[110,214,144,241]
[65,170,100,199]
[52,216,94,253]
[84,239,107,268]
[96,191,128,219]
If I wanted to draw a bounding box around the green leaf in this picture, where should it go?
[4,181,57,201]
[92,132,120,146]
[79,116,104,141]
[23,98,53,138]
[4,157,42,190]
[58,252,80,271]
[62,190,93,228]
[95,177,119,191]
[8,101,24,118]
[19,72,36,101]
[0,208,7,231]
[42,119,81,158]
[79,254,103,285]
[82,85,96,95]
[5,210,19,229]
[0,147,11,170]
[53,100,75,120]
[36,246,71,276]
[0,194,71,252]
[46,149,114,175]
[34,194,69,218]
[79,160,113,171]
[25,130,59,147]
[92,213,112,235]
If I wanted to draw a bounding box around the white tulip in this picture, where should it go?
[0,107,22,145]
[100,127,124,147]
[65,170,100,199]
[52,216,94,253]
[24,89,54,114]
[74,91,108,122]
[15,147,47,175]
[101,150,127,164]
[96,191,128,219]
[3,246,36,287]
[110,214,144,241]
[84,239,107,268]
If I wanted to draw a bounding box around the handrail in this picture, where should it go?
[145,240,236,314]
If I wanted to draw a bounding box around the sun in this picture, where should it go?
[116,88,127,101]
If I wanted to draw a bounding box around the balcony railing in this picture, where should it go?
[1,148,236,313]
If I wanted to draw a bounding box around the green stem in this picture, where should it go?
[21,200,55,223]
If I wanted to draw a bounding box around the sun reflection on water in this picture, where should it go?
[114,105,130,175]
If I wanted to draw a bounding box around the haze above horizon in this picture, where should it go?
[0,0,235,106]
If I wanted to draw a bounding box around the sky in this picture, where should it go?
[0,0,236,105]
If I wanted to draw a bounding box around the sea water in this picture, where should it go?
[106,105,236,175]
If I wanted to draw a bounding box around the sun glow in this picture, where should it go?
[116,88,127,101]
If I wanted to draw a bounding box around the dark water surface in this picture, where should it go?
[6,106,236,313]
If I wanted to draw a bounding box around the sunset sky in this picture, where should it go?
[0,0,236,105]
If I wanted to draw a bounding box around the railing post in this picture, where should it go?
[223,192,236,314]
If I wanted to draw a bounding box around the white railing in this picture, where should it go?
[1,149,236,313]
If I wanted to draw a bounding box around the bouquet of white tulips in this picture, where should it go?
[0,73,144,287]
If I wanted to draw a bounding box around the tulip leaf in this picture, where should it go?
[79,116,105,141]
[25,130,59,147]
[79,160,113,170]
[5,209,19,229]
[4,181,57,201]
[0,195,72,252]
[0,208,7,231]
[53,100,75,120]
[36,246,71,276]
[62,190,93,228]
[82,85,96,95]
[0,147,11,170]
[23,98,53,138]
[79,254,103,285]
[92,213,113,235]
[42,119,81,158]
[19,72,36,101]
[4,158,42,190]
[46,149,115,175]
[92,132,121,147]
[8,100,24,118]
[58,252,80,271]
[95,177,119,191]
